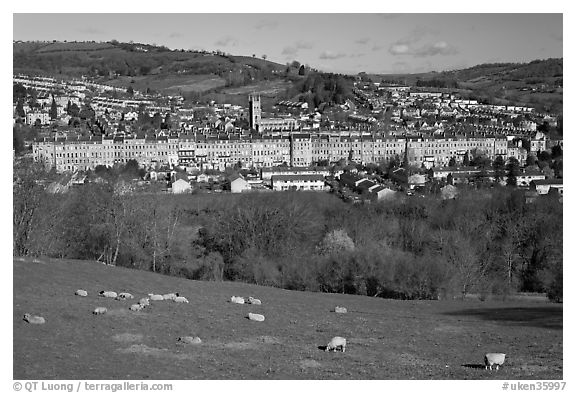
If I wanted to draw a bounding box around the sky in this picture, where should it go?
[13,13,563,75]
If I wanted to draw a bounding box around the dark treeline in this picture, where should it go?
[14,159,562,302]
[285,72,355,108]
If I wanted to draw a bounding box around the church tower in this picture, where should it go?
[248,93,261,131]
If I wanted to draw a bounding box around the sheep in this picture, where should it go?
[484,353,506,370]
[325,336,346,353]
[129,304,144,311]
[93,307,108,315]
[116,292,134,300]
[162,293,178,300]
[230,296,245,304]
[23,313,45,324]
[173,296,189,303]
[246,296,262,305]
[334,306,347,314]
[139,298,150,306]
[247,312,265,322]
[75,289,88,297]
[178,336,202,344]
[148,294,164,301]
[99,291,118,298]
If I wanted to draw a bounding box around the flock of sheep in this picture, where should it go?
[21,288,506,372]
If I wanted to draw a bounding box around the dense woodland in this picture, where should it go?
[14,158,562,302]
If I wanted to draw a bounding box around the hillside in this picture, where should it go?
[14,256,562,380]
[368,59,563,113]
[13,41,290,97]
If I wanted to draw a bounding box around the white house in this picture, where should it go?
[172,179,191,194]
[531,179,563,195]
[271,174,325,191]
[230,174,251,193]
[370,186,396,201]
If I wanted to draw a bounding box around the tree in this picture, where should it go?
[14,83,27,102]
[551,145,562,159]
[317,229,355,255]
[493,155,506,183]
[262,54,267,60]
[462,151,471,166]
[13,159,47,256]
[127,86,134,96]
[13,127,25,155]
[506,157,520,186]
[526,154,537,167]
[49,97,58,120]
[448,157,456,167]
[298,65,306,76]
[151,112,163,129]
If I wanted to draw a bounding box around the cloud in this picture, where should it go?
[214,36,238,47]
[281,41,314,58]
[254,19,278,30]
[355,37,370,45]
[319,51,347,60]
[295,40,313,50]
[550,32,562,42]
[168,32,182,38]
[389,41,459,57]
[282,46,298,56]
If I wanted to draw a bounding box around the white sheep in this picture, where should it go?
[334,306,347,313]
[484,353,506,370]
[247,312,265,322]
[230,296,245,304]
[93,307,108,315]
[116,292,134,300]
[75,289,88,297]
[99,291,118,298]
[148,294,164,301]
[23,313,45,324]
[162,293,178,300]
[129,304,144,311]
[178,336,202,344]
[325,336,346,352]
[139,298,150,306]
[247,296,262,305]
[173,296,189,303]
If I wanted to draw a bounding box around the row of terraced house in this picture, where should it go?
[32,131,527,173]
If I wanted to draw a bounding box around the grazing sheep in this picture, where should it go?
[116,292,134,300]
[247,313,265,322]
[162,293,178,300]
[230,296,245,304]
[129,304,144,311]
[23,313,45,325]
[334,306,347,314]
[173,296,189,303]
[484,353,506,370]
[75,289,88,297]
[148,294,164,301]
[99,291,118,298]
[325,336,346,352]
[93,307,108,315]
[178,336,202,344]
[247,296,262,305]
[139,298,150,306]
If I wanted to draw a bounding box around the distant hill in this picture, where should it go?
[13,41,291,98]
[364,59,563,113]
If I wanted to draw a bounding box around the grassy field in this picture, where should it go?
[13,257,562,380]
[107,74,227,94]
